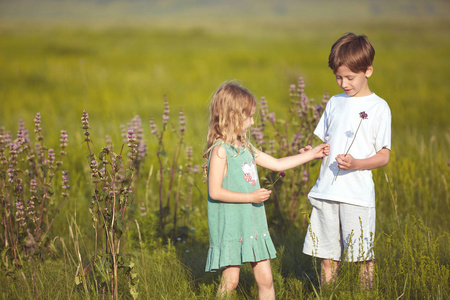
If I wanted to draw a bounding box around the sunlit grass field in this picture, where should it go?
[0,0,449,298]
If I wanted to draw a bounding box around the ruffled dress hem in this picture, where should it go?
[205,233,277,272]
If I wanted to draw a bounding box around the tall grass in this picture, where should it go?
[0,1,449,298]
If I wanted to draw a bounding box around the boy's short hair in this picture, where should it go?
[328,33,375,74]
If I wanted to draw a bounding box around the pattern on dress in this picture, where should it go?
[241,159,257,186]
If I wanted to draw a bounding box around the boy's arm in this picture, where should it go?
[208,145,271,203]
[336,148,390,171]
[254,143,329,172]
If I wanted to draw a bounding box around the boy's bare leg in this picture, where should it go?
[218,266,240,299]
[359,260,374,289]
[321,259,340,283]
[251,260,275,300]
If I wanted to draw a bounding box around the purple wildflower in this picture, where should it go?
[90,159,99,179]
[7,164,14,183]
[300,93,308,110]
[48,148,55,164]
[60,130,68,156]
[60,130,68,147]
[15,201,26,228]
[163,99,170,124]
[33,113,43,142]
[150,117,158,134]
[34,113,41,127]
[82,110,91,142]
[62,171,70,190]
[179,109,185,132]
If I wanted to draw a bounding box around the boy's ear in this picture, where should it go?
[365,66,374,78]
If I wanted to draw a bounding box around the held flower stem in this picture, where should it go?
[335,111,368,181]
[267,171,286,190]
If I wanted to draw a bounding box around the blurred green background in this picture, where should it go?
[0,1,449,298]
[1,0,449,143]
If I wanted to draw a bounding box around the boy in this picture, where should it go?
[302,33,391,287]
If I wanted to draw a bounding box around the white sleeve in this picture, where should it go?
[375,106,391,151]
[313,102,330,142]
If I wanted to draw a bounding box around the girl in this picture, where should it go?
[204,81,329,299]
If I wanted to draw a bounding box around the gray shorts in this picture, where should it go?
[302,197,375,262]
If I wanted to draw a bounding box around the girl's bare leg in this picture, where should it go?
[321,259,340,284]
[251,260,275,300]
[218,266,240,299]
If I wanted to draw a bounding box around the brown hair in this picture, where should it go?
[328,33,375,74]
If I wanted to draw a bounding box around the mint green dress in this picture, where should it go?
[205,141,277,272]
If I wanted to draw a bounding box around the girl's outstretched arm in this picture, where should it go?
[208,145,271,203]
[255,143,329,172]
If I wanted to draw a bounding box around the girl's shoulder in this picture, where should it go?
[212,139,254,157]
[210,142,227,160]
[211,140,234,157]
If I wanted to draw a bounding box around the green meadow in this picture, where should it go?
[0,0,449,299]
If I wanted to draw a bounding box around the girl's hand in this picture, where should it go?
[312,143,330,158]
[298,145,312,154]
[250,188,272,203]
[336,153,356,170]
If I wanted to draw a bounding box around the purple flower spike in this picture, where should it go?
[359,111,368,119]
[7,164,14,183]
[34,113,41,124]
[279,171,286,179]
[298,77,305,90]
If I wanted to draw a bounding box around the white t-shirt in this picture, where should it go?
[308,93,391,207]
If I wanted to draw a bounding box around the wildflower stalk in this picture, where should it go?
[167,109,185,235]
[80,110,139,299]
[151,105,167,232]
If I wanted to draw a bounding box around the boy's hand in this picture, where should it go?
[250,188,272,203]
[312,143,330,158]
[336,154,357,170]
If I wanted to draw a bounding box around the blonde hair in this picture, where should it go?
[202,81,257,176]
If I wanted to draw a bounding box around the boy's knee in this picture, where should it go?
[321,259,340,271]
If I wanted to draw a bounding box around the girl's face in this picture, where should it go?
[335,65,373,97]
[241,107,255,136]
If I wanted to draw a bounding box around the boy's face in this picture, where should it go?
[334,65,373,97]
